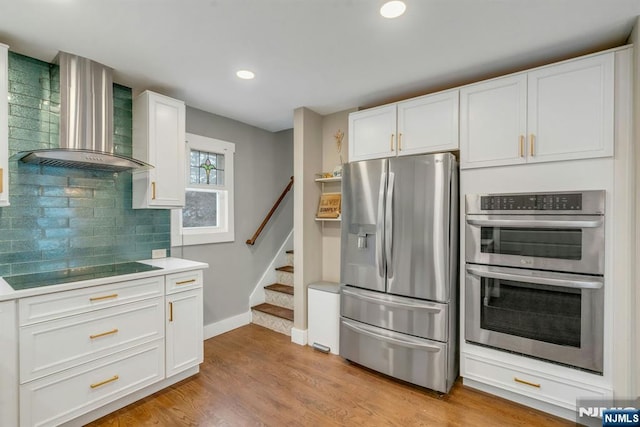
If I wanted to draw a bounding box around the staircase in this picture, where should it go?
[251,250,294,335]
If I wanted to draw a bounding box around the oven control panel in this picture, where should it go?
[480,193,583,211]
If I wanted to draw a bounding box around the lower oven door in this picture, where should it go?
[340,318,449,392]
[465,264,603,373]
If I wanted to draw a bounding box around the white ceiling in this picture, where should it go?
[1,0,639,132]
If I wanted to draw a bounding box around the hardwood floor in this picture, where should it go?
[88,325,573,426]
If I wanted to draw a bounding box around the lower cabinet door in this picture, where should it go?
[20,340,164,427]
[0,300,18,427]
[340,318,448,393]
[166,288,203,377]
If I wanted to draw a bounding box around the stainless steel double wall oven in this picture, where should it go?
[464,191,605,373]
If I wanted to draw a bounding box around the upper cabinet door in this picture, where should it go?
[527,53,614,163]
[460,74,528,169]
[132,91,186,209]
[0,44,8,207]
[349,104,397,162]
[397,90,459,156]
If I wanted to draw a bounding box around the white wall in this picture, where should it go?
[293,107,323,332]
[320,109,355,283]
[629,18,640,398]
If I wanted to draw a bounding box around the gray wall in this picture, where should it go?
[172,106,293,326]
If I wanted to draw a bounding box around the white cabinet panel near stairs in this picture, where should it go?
[251,250,294,336]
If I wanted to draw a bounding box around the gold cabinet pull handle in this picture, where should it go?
[90,328,119,340]
[0,167,3,193]
[169,302,174,322]
[529,134,535,156]
[176,279,196,285]
[514,377,540,388]
[398,133,403,151]
[390,134,395,152]
[519,136,524,157]
[90,375,119,389]
[90,293,118,302]
[151,181,156,200]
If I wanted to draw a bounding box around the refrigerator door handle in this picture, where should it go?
[385,172,395,279]
[376,172,387,278]
[342,288,443,313]
[341,319,442,352]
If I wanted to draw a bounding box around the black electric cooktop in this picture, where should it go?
[4,262,163,291]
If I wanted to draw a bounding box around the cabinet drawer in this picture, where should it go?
[20,340,164,427]
[19,276,164,325]
[340,318,449,393]
[20,297,164,383]
[166,270,203,294]
[462,353,609,410]
[341,286,448,342]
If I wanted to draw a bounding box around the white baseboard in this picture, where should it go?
[204,311,252,339]
[249,229,293,307]
[291,327,308,346]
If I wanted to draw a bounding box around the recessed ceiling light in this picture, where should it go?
[380,1,406,19]
[236,70,255,80]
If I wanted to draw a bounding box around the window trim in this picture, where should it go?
[171,133,235,246]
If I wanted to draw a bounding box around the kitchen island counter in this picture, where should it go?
[0,257,208,302]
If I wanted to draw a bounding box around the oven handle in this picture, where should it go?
[341,288,442,313]
[342,319,442,352]
[466,217,603,229]
[466,265,603,290]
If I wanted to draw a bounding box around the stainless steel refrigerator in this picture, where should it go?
[339,152,458,393]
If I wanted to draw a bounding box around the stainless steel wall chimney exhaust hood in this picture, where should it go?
[13,52,151,171]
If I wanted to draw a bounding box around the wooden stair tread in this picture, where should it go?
[275,265,294,273]
[265,283,294,295]
[252,303,294,321]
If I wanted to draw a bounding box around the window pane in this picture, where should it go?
[183,191,218,228]
[189,148,225,186]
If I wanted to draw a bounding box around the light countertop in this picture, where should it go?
[0,257,209,302]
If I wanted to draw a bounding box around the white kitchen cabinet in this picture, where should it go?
[460,74,527,168]
[20,340,164,427]
[396,90,459,156]
[166,287,203,377]
[132,90,186,209]
[460,51,614,169]
[349,90,459,162]
[526,53,614,163]
[0,300,18,427]
[0,43,9,207]
[349,104,396,161]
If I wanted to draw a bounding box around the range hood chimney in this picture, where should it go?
[14,52,151,171]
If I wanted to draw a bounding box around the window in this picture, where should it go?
[171,133,235,246]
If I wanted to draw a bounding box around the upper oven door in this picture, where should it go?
[465,214,604,275]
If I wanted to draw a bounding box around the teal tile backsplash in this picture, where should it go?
[0,52,170,276]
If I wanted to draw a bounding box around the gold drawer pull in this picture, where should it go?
[390,134,395,151]
[169,302,174,322]
[398,133,403,151]
[151,181,156,200]
[529,134,535,156]
[176,279,196,285]
[90,293,118,302]
[514,377,540,388]
[519,135,524,157]
[90,375,119,389]
[90,328,119,340]
[0,167,3,193]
